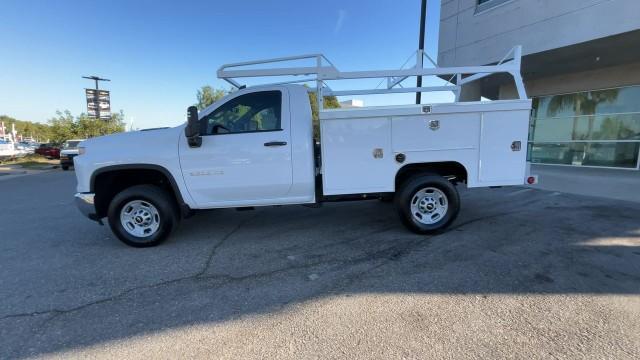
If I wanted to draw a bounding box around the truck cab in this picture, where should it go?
[179,86,316,208]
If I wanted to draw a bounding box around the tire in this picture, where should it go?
[61,165,69,171]
[107,185,179,247]
[395,173,460,234]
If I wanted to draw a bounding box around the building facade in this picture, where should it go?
[438,0,640,169]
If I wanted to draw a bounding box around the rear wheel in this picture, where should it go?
[107,185,179,247]
[395,174,460,234]
[61,165,69,171]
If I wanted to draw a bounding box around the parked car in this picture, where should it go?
[14,142,35,155]
[35,143,60,159]
[60,139,85,171]
[74,48,536,247]
[0,139,16,160]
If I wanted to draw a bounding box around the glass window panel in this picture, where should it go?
[531,117,575,142]
[532,85,640,120]
[530,113,640,142]
[529,142,639,168]
[200,91,281,135]
[590,114,640,141]
[590,86,640,115]
[530,86,640,169]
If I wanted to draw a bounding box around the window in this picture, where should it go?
[63,141,81,149]
[201,91,282,135]
[476,0,513,13]
[528,86,640,169]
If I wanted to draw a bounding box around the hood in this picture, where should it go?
[83,126,183,146]
[80,125,185,161]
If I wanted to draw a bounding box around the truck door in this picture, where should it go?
[179,89,293,206]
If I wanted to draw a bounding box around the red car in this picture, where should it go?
[35,143,60,159]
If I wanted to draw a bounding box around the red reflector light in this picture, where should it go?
[527,176,536,185]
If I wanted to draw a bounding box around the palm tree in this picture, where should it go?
[546,88,619,139]
[545,89,619,164]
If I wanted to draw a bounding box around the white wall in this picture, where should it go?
[439,0,640,66]
[499,61,640,99]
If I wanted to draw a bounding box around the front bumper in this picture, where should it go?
[74,192,101,222]
[60,154,77,166]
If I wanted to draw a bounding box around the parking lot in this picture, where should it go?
[1,170,639,359]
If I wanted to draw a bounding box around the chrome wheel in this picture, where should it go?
[119,200,161,238]
[410,187,448,225]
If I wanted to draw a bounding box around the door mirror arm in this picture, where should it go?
[185,106,202,148]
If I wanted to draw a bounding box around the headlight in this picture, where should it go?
[78,147,86,155]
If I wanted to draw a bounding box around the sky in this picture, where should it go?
[0,0,447,129]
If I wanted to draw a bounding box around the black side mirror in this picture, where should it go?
[185,106,202,148]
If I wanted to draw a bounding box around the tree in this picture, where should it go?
[0,115,52,142]
[196,86,228,110]
[48,110,126,143]
[545,89,619,164]
[308,91,341,139]
[546,89,619,140]
[76,110,126,139]
[48,111,77,144]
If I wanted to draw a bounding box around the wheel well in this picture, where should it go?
[92,168,181,218]
[395,162,468,189]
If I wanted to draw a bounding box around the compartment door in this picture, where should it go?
[478,110,530,185]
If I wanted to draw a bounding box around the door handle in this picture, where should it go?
[264,141,287,147]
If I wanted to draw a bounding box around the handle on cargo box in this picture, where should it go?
[264,141,287,147]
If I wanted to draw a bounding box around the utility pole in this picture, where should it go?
[82,76,110,119]
[416,0,427,104]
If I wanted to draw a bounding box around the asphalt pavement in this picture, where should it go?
[1,170,639,359]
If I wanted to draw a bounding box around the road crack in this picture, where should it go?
[0,214,255,323]
[0,209,523,323]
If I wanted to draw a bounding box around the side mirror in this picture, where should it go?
[185,106,202,148]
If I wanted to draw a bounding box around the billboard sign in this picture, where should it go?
[85,89,111,120]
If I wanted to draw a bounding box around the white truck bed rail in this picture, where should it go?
[217,46,528,109]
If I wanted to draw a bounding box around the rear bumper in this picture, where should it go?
[74,192,101,222]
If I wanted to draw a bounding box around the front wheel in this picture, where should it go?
[61,165,69,171]
[395,174,460,234]
[107,185,179,247]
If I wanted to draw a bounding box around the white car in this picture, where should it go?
[0,139,16,159]
[74,47,535,247]
[60,139,85,171]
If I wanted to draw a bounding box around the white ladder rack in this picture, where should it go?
[217,46,527,110]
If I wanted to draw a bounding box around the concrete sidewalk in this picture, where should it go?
[531,164,640,203]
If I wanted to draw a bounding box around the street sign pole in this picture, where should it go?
[416,0,427,104]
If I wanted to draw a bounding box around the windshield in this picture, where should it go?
[63,141,81,149]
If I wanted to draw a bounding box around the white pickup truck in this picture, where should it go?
[74,47,536,247]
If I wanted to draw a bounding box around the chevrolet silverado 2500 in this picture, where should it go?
[74,47,536,247]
